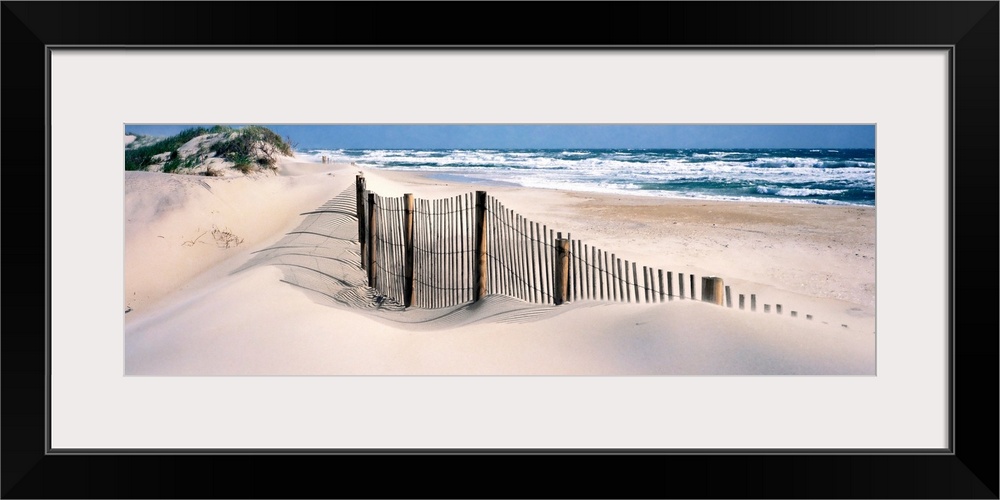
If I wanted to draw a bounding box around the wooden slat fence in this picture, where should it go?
[355,175,816,321]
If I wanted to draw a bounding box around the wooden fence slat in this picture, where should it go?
[447,197,453,305]
[519,211,528,301]
[643,265,650,303]
[550,229,556,304]
[450,198,455,307]
[509,210,520,301]
[459,195,466,304]
[445,196,452,304]
[420,198,426,307]
[367,193,377,289]
[535,222,543,303]
[404,194,414,307]
[434,198,441,307]
[690,273,696,300]
[356,175,366,269]
[461,195,469,302]
[395,197,403,302]
[537,223,546,303]
[474,191,487,302]
[647,267,655,303]
[545,226,553,304]
[381,196,390,298]
[434,199,448,307]
[470,194,476,302]
[396,196,404,302]
[593,248,600,300]
[494,200,504,296]
[679,272,685,300]
[384,196,391,300]
[424,198,431,307]
[485,197,493,295]
[456,196,464,303]
[571,236,578,301]
[463,194,469,303]
[457,195,465,304]
[701,276,723,305]
[526,216,537,303]
[511,208,520,299]
[624,259,631,303]
[509,211,518,301]
[376,194,383,293]
[606,249,612,300]
[633,261,640,303]
[439,196,445,305]
[543,225,552,304]
[506,204,514,299]
[616,257,624,303]
[388,196,396,301]
[436,198,442,308]
[494,198,502,296]
[652,267,659,303]
[597,248,612,300]
[499,202,507,297]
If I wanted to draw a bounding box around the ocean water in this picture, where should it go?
[300,148,875,206]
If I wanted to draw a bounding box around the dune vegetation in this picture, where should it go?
[125,125,294,176]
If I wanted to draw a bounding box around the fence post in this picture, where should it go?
[678,273,685,300]
[643,266,649,303]
[701,277,724,305]
[356,175,366,269]
[725,285,732,308]
[474,191,488,301]
[554,238,570,305]
[403,193,415,308]
[366,192,377,289]
[751,294,757,311]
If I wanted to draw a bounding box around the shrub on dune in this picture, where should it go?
[210,125,293,173]
[124,125,294,175]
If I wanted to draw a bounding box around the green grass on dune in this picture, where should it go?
[124,125,293,173]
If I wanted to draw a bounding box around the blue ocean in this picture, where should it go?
[300,148,875,206]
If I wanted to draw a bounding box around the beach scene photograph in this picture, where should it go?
[123,124,876,376]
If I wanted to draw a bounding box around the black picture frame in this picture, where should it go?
[3,2,996,498]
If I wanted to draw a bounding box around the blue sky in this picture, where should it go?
[125,124,876,149]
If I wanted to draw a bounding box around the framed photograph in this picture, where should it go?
[4,2,996,498]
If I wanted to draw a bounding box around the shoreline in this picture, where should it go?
[375,167,875,208]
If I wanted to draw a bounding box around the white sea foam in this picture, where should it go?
[756,186,848,197]
[306,148,875,205]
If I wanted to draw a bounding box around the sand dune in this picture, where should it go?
[124,156,876,375]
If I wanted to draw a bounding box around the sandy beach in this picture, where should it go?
[124,156,876,375]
